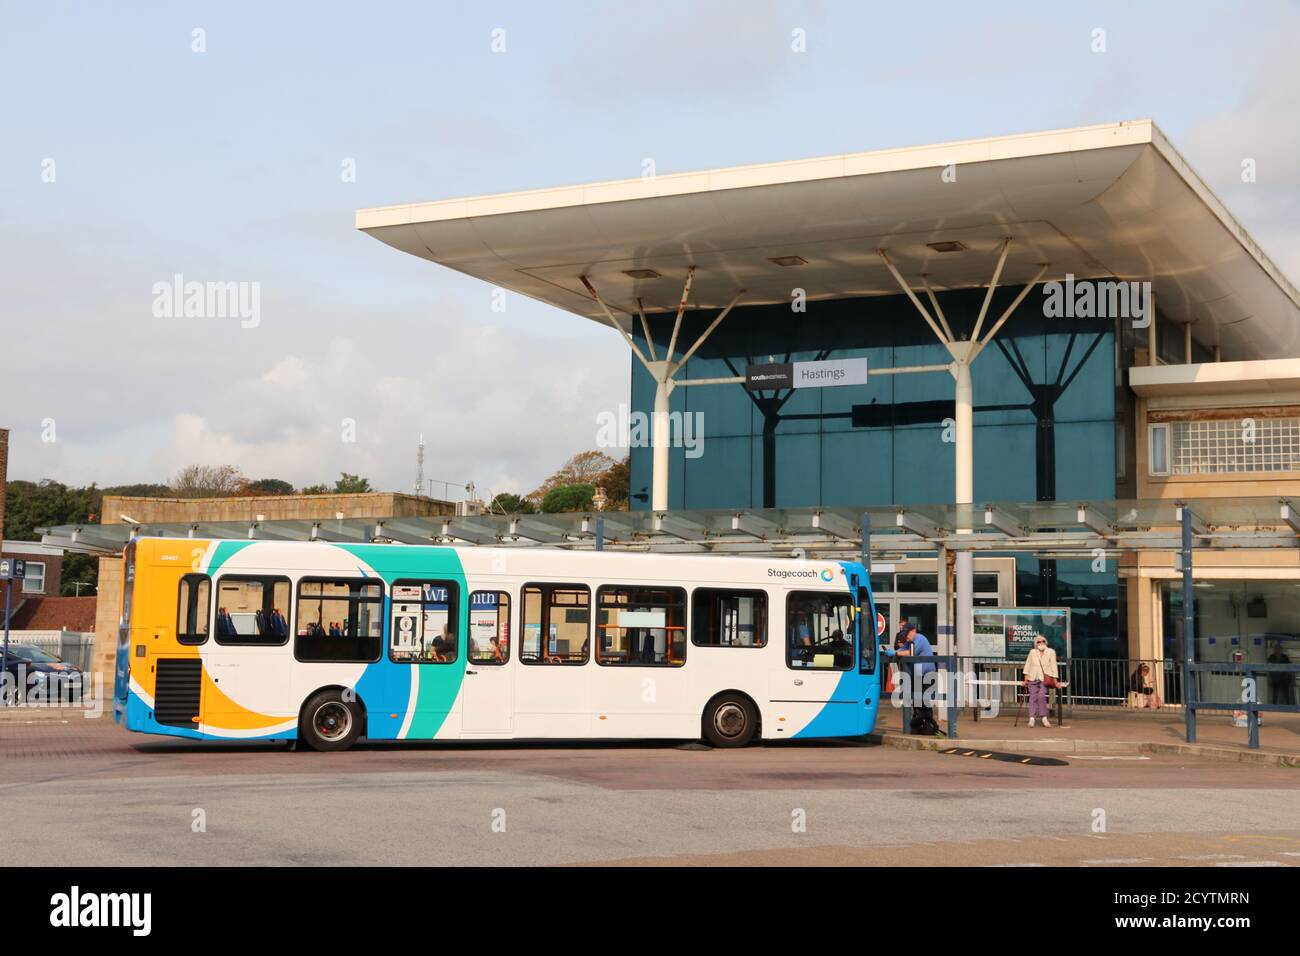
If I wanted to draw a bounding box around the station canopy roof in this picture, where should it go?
[39,496,1300,557]
[357,120,1300,361]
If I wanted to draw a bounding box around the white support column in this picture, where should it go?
[652,373,671,511]
[951,342,974,509]
[877,246,1048,664]
[585,268,741,514]
[951,340,975,661]
[954,551,973,664]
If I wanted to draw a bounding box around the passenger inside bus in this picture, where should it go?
[432,625,456,663]
[790,634,811,665]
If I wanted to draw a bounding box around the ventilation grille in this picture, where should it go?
[154,658,202,728]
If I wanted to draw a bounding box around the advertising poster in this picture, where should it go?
[970,608,1070,662]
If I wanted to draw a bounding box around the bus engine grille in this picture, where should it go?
[153,658,203,727]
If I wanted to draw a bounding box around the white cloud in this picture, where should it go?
[145,326,629,500]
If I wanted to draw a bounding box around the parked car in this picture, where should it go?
[0,644,84,705]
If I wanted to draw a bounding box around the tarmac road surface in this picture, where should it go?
[2,719,1298,866]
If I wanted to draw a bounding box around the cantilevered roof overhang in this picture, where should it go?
[39,496,1300,557]
[357,119,1300,360]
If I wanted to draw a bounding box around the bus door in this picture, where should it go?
[461,590,513,733]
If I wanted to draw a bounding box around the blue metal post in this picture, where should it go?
[860,511,871,576]
[1182,508,1196,744]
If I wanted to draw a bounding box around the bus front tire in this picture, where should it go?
[703,694,757,748]
[300,690,361,752]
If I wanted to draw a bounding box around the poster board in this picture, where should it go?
[971,608,1070,662]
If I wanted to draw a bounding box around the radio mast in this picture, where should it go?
[414,433,425,497]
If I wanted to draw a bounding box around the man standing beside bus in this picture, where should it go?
[895,622,938,733]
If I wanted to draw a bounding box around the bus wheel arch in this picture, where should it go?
[702,690,760,748]
[298,686,366,752]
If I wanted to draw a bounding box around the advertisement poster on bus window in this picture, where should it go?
[971,608,1070,662]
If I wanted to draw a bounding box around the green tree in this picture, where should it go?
[596,455,630,510]
[489,493,536,515]
[333,473,373,494]
[540,483,595,514]
[529,450,618,504]
[2,480,98,540]
[61,554,99,596]
[241,478,295,496]
[299,483,331,495]
[3,480,101,594]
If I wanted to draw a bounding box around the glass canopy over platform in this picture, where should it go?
[39,496,1300,558]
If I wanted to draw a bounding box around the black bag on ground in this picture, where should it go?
[910,708,942,736]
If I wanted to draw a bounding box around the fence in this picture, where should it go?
[1185,661,1300,749]
[1,630,96,672]
[953,656,1189,718]
[887,654,960,738]
[887,653,1300,749]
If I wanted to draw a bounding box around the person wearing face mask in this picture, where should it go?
[1022,633,1058,728]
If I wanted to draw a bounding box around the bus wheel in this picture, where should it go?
[703,694,757,748]
[300,690,361,752]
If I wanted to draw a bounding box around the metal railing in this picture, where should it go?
[886,654,959,739]
[1185,661,1300,749]
[955,656,1187,717]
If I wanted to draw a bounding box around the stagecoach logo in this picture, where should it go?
[767,567,840,581]
[49,886,151,936]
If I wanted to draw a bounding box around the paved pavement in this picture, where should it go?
[878,708,1300,766]
[910,706,1300,755]
[2,717,1299,866]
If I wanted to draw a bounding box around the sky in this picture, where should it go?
[2,0,1298,501]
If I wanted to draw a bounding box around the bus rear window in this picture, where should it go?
[177,574,211,645]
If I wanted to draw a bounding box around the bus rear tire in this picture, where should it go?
[703,694,757,748]
[300,690,361,753]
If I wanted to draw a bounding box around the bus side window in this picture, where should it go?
[521,583,589,665]
[858,586,877,674]
[296,579,384,663]
[691,589,767,647]
[389,580,459,664]
[215,576,291,646]
[177,574,211,646]
[596,586,686,666]
[468,591,510,665]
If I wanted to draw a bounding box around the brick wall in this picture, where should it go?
[0,546,63,596]
[91,556,122,697]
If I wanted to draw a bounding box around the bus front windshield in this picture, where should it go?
[787,592,856,669]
